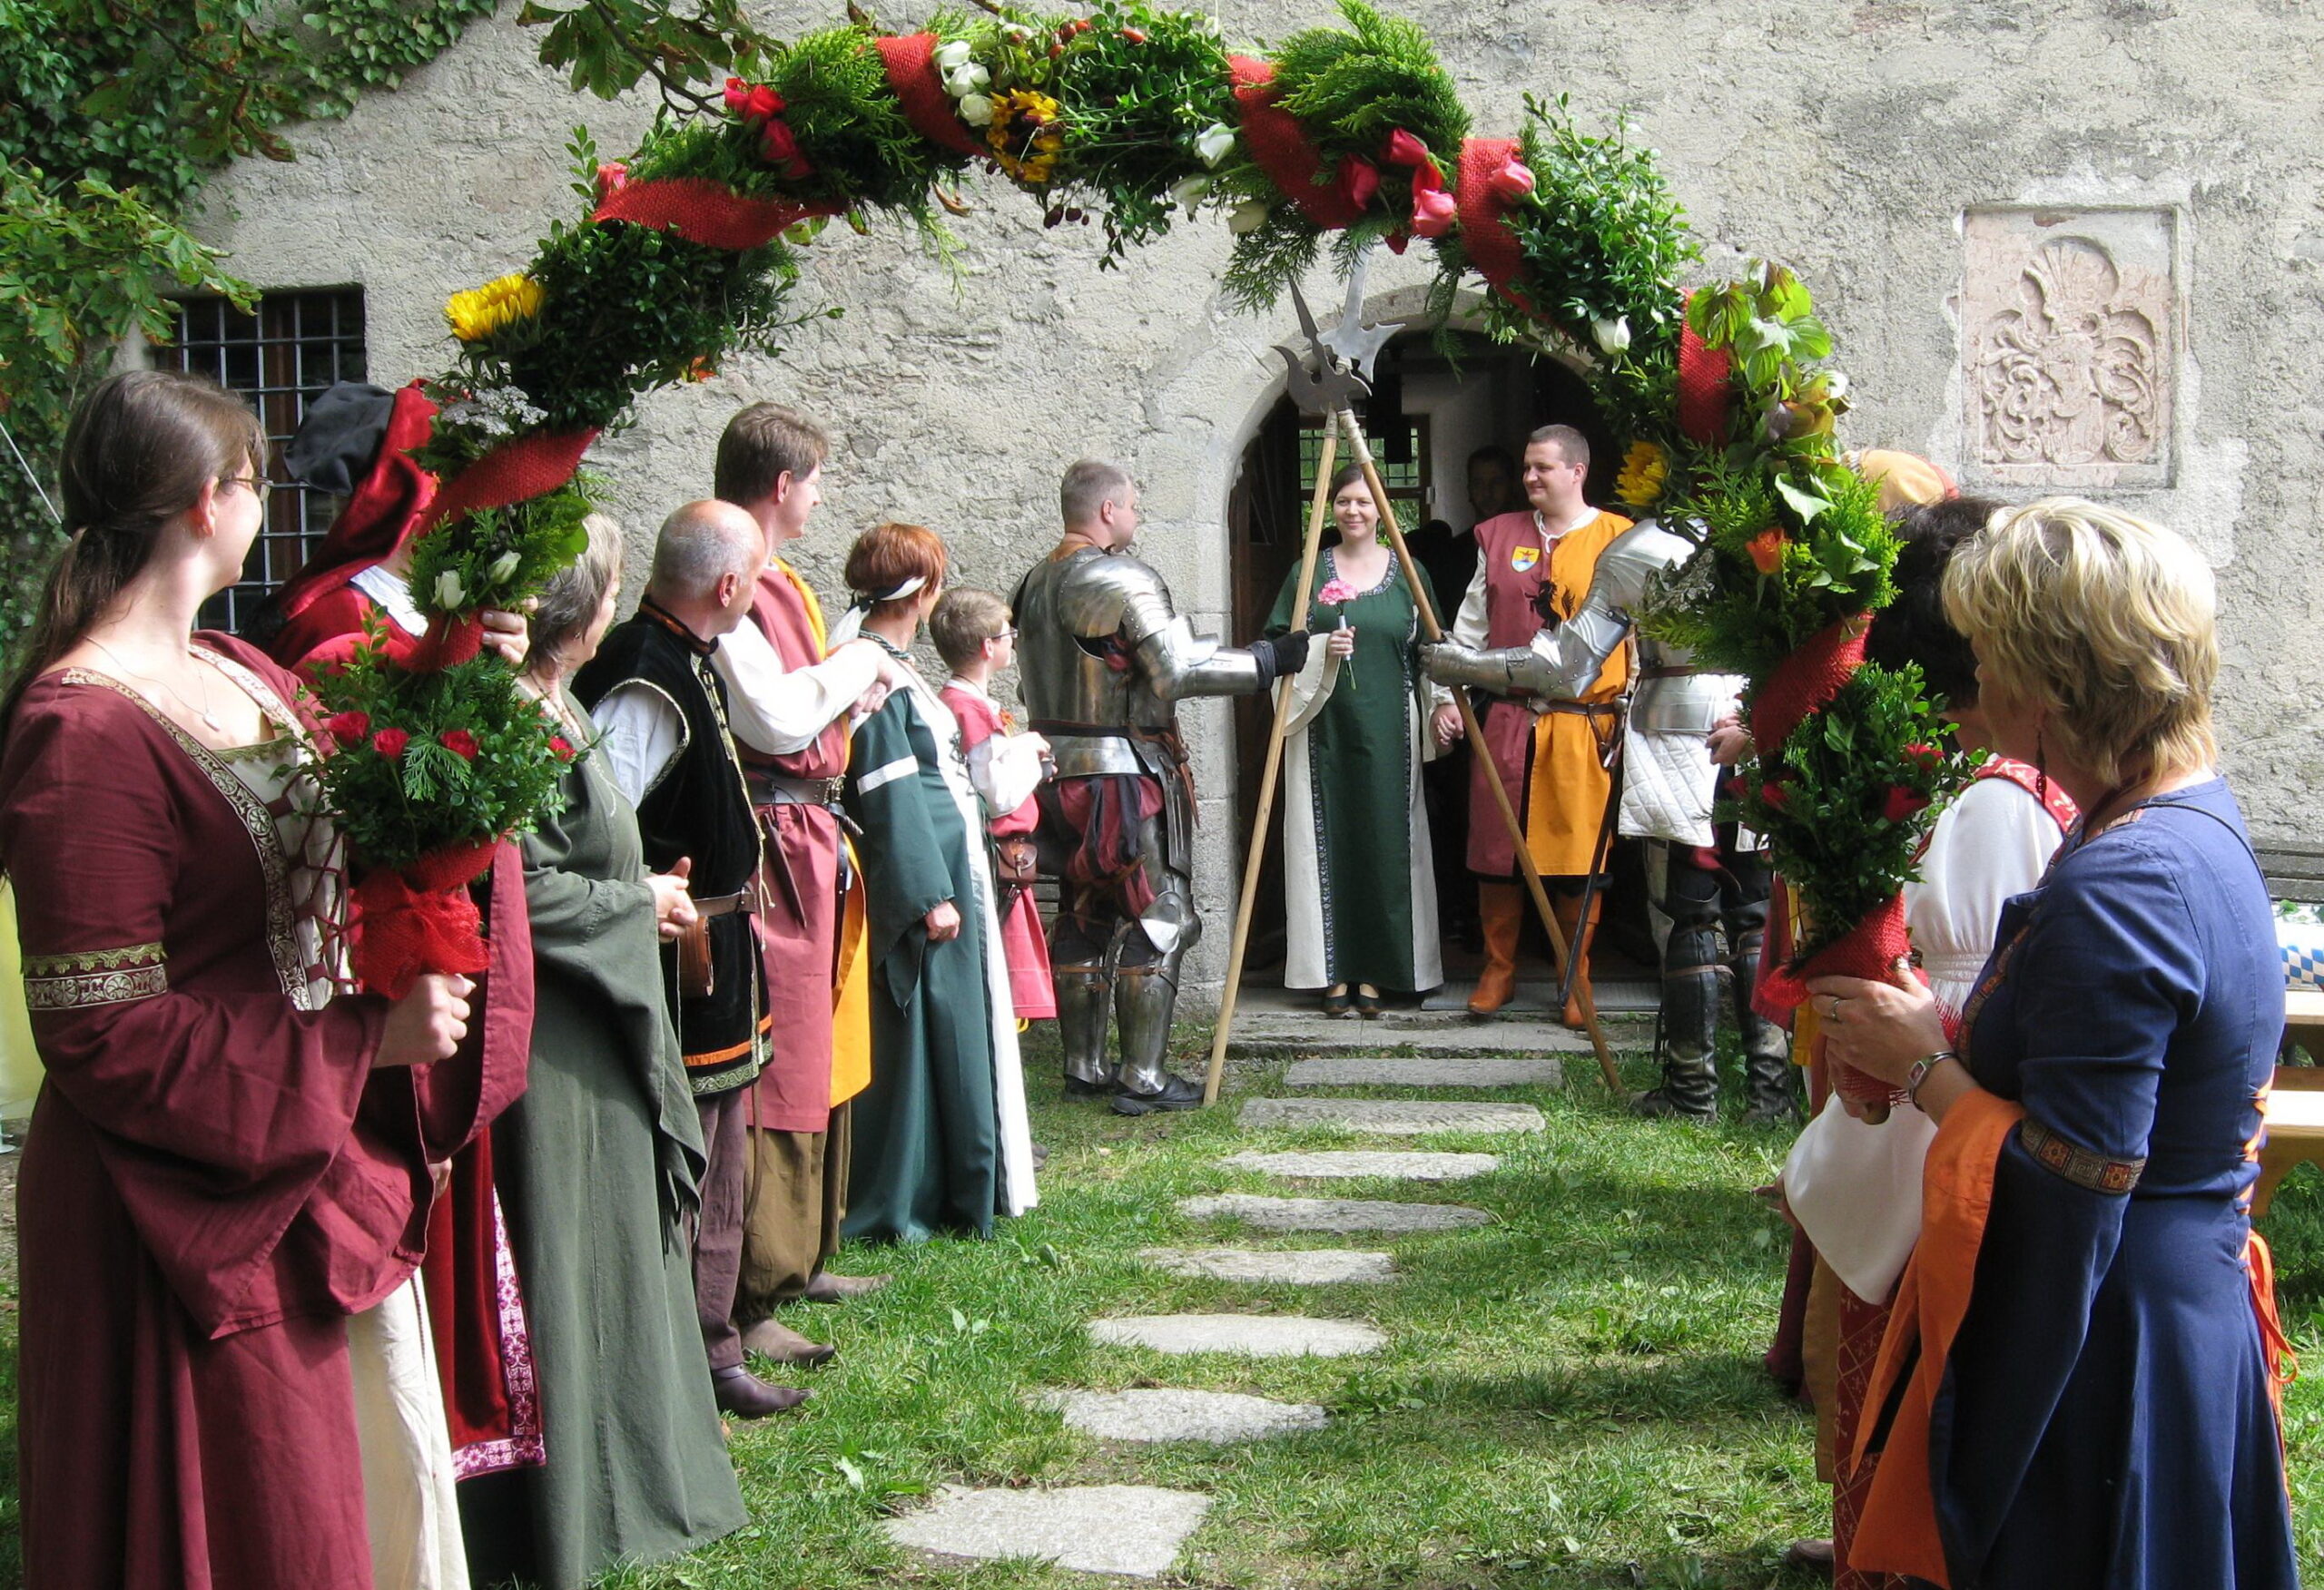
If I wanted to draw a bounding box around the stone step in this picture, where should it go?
[1238,1097,1546,1136]
[1224,1011,1607,1057]
[1088,1313,1386,1357]
[1419,976,1662,1015]
[1138,1247,1398,1284]
[1179,1192,1489,1233]
[884,1483,1211,1578]
[1283,1055,1562,1089]
[1221,1149,1500,1181]
[1039,1387,1327,1444]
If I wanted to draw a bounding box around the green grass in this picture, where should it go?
[6,1026,2324,1588]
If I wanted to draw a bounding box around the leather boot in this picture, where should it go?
[1467,880,1523,1016]
[1733,933,1801,1125]
[1551,889,1601,1031]
[1631,964,1720,1124]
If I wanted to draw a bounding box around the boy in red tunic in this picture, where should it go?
[931,588,1059,1022]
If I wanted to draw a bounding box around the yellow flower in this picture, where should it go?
[1614,439,1669,507]
[445,273,547,344]
[988,91,1066,184]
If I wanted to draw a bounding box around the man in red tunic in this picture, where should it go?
[1423,424,1631,1024]
[710,403,908,1364]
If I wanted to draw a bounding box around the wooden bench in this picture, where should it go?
[2253,836,2324,907]
[2255,991,2324,1216]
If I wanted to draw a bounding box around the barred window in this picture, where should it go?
[1295,418,1431,542]
[162,290,368,634]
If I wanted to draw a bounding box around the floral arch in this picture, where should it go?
[317,0,1961,1094]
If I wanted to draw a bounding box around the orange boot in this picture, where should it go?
[1552,889,1602,1031]
[1467,880,1523,1016]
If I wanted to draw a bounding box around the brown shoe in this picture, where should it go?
[712,1364,811,1418]
[802,1270,891,1303]
[1467,880,1522,1016]
[740,1317,836,1365]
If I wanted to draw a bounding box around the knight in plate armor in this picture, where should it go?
[1013,459,1310,1114]
[1422,514,1796,1124]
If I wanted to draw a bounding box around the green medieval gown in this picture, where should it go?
[840,649,1038,1242]
[457,689,746,1589]
[1266,546,1444,996]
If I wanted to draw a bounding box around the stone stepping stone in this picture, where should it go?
[884,1482,1211,1578]
[1138,1246,1398,1284]
[1039,1387,1328,1443]
[1089,1313,1386,1357]
[1224,1148,1500,1181]
[1239,1097,1546,1135]
[1178,1192,1490,1232]
[1284,1055,1562,1088]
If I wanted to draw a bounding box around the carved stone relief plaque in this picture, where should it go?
[1962,207,2177,489]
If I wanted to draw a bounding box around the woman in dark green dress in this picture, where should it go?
[458,514,747,1588]
[1267,465,1446,1015]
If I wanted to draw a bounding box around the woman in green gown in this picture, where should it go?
[458,515,747,1588]
[1267,465,1446,1016]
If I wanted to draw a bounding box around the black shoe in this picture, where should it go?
[1110,1073,1206,1115]
[1630,1086,1718,1125]
[1063,1075,1112,1099]
[712,1364,811,1418]
[1354,985,1383,1019]
[1320,986,1353,1017]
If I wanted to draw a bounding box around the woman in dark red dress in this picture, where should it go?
[0,370,479,1588]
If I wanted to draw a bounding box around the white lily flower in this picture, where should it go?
[933,38,973,71]
[1591,315,1632,356]
[1824,369,1850,401]
[488,551,520,583]
[1227,198,1271,235]
[1171,173,1211,215]
[435,571,465,609]
[1195,123,1236,168]
[945,62,990,96]
[958,92,995,127]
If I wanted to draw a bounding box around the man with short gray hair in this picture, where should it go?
[1014,459,1312,1113]
[575,499,808,1418]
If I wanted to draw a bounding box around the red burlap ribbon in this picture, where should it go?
[1455,136,1533,310]
[350,839,498,999]
[1228,56,1364,231]
[1677,298,1737,445]
[409,612,485,672]
[1758,890,1912,1014]
[1749,613,1868,756]
[413,427,600,543]
[874,34,984,158]
[592,175,837,252]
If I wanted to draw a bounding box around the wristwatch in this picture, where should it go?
[1906,1050,1959,1109]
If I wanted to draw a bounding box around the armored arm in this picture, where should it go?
[1421,519,1698,700]
[1107,564,1307,701]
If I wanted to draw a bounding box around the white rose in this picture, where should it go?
[1227,198,1271,235]
[945,62,990,96]
[1001,22,1030,41]
[1194,123,1236,168]
[1591,315,1632,356]
[1823,369,1850,401]
[435,571,465,609]
[933,38,973,71]
[1171,173,1211,215]
[488,551,520,583]
[958,92,995,127]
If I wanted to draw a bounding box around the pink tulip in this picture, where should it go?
[1490,158,1535,203]
[1412,185,1457,238]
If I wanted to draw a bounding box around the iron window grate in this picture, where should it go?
[162,290,369,634]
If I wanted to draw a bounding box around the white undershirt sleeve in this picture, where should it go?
[589,682,685,807]
[712,620,882,757]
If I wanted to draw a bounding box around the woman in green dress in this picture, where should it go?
[458,514,748,1588]
[1267,465,1447,1016]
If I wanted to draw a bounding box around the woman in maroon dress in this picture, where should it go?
[0,370,479,1588]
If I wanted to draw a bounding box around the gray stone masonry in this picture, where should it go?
[883,1483,1212,1577]
[1178,1192,1491,1232]
[1238,1098,1547,1135]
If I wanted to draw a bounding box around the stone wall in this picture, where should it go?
[188,1,2324,989]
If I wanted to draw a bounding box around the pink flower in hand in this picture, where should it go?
[1315,576,1360,606]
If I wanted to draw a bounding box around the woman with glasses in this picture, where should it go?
[0,369,480,1587]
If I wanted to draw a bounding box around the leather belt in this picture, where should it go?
[1538,700,1624,718]
[692,889,754,919]
[752,770,846,807]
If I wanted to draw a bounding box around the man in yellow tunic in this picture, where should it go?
[1423,425,1630,1024]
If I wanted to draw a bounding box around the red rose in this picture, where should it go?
[549,735,577,761]
[1384,128,1431,169]
[325,709,370,744]
[1337,154,1380,211]
[747,84,784,122]
[1384,230,1410,255]
[1883,784,1931,824]
[1758,780,1788,811]
[1905,741,1942,770]
[762,119,806,173]
[371,727,410,760]
[594,162,628,203]
[723,75,751,113]
[440,729,480,761]
[1490,158,1536,203]
[1412,185,1457,238]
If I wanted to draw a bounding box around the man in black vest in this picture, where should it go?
[575,499,803,1417]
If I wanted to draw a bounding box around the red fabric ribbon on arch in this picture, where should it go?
[874,34,986,158]
[1748,612,1869,756]
[591,175,837,252]
[1228,55,1365,231]
[1677,299,1738,445]
[410,426,600,544]
[1455,135,1535,312]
